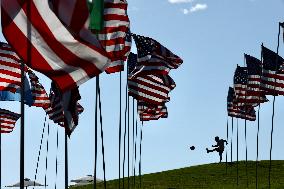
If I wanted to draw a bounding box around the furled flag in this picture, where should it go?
[0,42,27,93]
[0,108,21,133]
[2,0,110,93]
[261,45,284,95]
[27,69,50,109]
[227,87,256,121]
[245,54,268,105]
[128,74,176,105]
[138,101,168,121]
[130,33,183,78]
[50,0,131,74]
[44,82,84,135]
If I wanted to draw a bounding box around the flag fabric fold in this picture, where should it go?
[27,69,50,108]
[2,0,110,92]
[130,33,183,78]
[245,54,268,105]
[261,45,284,95]
[137,101,168,121]
[0,42,26,93]
[0,108,21,133]
[44,82,84,135]
[227,87,256,121]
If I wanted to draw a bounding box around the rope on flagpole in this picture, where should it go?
[139,109,144,189]
[268,23,281,189]
[127,84,130,189]
[44,122,50,189]
[98,77,107,189]
[123,69,129,189]
[94,76,99,189]
[54,128,59,189]
[33,115,47,188]
[134,101,138,188]
[119,72,122,189]
[132,98,135,188]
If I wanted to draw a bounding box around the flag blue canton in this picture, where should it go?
[262,45,284,71]
[234,66,248,85]
[245,54,262,75]
[127,52,137,74]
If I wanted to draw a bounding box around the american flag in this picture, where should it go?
[137,101,168,121]
[44,82,84,135]
[227,87,256,121]
[27,69,50,109]
[261,45,284,95]
[128,74,176,105]
[233,66,249,106]
[245,54,268,105]
[98,0,131,74]
[0,42,26,93]
[129,33,183,78]
[0,108,21,133]
[280,22,284,43]
[127,52,138,74]
[2,0,110,92]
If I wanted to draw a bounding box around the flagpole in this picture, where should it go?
[65,131,68,189]
[231,117,233,163]
[0,129,1,189]
[268,23,281,189]
[226,118,228,174]
[119,72,122,189]
[236,118,239,186]
[94,76,99,189]
[20,62,26,189]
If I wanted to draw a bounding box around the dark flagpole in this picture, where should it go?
[226,118,228,174]
[0,127,1,189]
[244,55,248,188]
[256,105,260,189]
[231,117,233,163]
[268,23,281,189]
[119,73,122,189]
[94,77,99,189]
[97,77,107,189]
[237,118,239,186]
[65,130,68,189]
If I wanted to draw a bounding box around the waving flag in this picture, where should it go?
[138,101,168,121]
[245,54,268,105]
[130,33,183,78]
[99,0,130,74]
[44,82,84,135]
[0,108,21,133]
[280,22,284,42]
[51,0,130,74]
[0,42,26,93]
[227,87,256,121]
[261,45,284,95]
[128,74,176,105]
[0,76,33,106]
[233,66,248,106]
[2,0,110,92]
[27,69,50,108]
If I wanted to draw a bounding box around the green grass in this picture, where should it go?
[71,160,284,189]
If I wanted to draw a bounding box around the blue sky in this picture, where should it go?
[0,0,284,188]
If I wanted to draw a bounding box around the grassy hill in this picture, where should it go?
[70,160,284,189]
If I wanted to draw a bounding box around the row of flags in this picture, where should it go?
[127,34,183,121]
[0,0,182,133]
[227,23,284,121]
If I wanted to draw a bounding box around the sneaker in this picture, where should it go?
[206,148,209,153]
